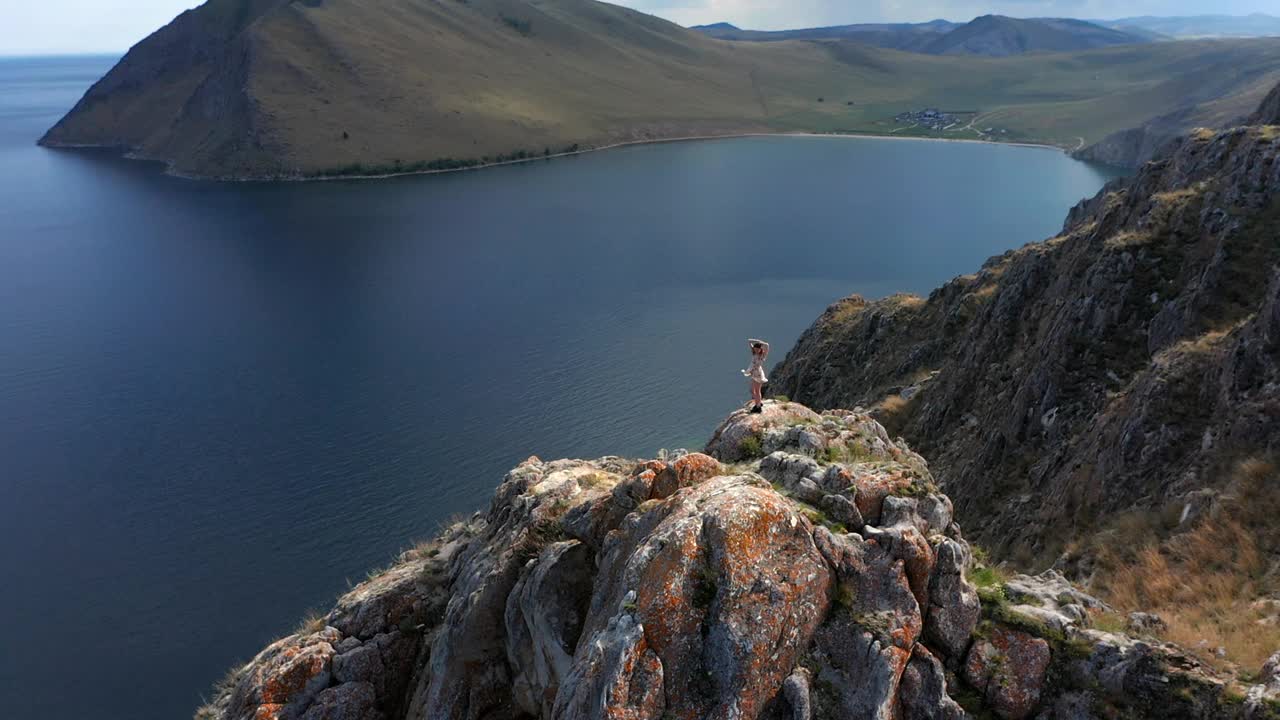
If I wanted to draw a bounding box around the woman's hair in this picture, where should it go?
[751,342,763,352]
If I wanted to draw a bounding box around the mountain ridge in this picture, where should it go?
[922,15,1150,56]
[691,14,1150,56]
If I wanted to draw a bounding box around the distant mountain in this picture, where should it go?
[1103,13,1280,39]
[689,22,739,32]
[693,15,1149,56]
[921,15,1151,56]
[690,19,959,51]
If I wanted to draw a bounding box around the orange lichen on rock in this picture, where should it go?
[854,471,916,524]
[670,453,721,488]
[580,476,830,720]
[963,626,1051,720]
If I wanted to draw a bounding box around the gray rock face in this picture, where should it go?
[899,646,966,720]
[417,460,626,720]
[924,539,981,661]
[505,540,595,717]
[299,682,382,720]
[1245,651,1280,719]
[821,493,864,530]
[782,669,813,720]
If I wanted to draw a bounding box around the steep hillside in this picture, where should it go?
[772,86,1280,574]
[41,0,1280,176]
[194,403,1280,720]
[41,0,833,178]
[923,15,1149,56]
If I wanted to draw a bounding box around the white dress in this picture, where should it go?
[743,354,768,384]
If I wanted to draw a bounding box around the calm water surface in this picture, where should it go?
[0,55,1123,720]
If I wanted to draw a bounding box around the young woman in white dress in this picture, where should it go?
[743,339,770,414]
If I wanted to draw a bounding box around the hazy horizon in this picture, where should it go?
[2,0,1279,55]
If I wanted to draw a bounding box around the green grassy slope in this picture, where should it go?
[40,0,1280,178]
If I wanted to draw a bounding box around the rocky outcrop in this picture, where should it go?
[196,403,1275,720]
[200,403,978,720]
[772,89,1280,567]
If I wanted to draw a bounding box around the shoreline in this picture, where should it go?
[277,131,1080,183]
[45,130,1083,183]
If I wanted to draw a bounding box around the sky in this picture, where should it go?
[0,0,1277,55]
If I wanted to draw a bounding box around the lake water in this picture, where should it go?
[0,55,1123,720]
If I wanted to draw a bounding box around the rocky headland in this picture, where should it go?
[195,402,1280,720]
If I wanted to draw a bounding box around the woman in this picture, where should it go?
[742,339,770,414]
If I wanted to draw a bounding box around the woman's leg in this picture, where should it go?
[752,381,763,405]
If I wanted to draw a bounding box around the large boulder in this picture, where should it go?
[963,626,1051,720]
[924,538,980,661]
[557,475,834,720]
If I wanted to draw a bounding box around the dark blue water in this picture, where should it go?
[0,55,1123,720]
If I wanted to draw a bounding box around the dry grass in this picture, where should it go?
[875,394,917,438]
[827,298,870,326]
[1092,457,1280,671]
[294,610,328,636]
[1169,325,1237,356]
[1104,230,1155,250]
[888,295,928,311]
[972,282,1000,301]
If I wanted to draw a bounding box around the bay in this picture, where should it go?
[0,55,1122,720]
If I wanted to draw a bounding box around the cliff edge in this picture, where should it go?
[195,402,1274,720]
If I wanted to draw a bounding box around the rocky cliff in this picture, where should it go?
[772,89,1280,570]
[195,402,1278,720]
